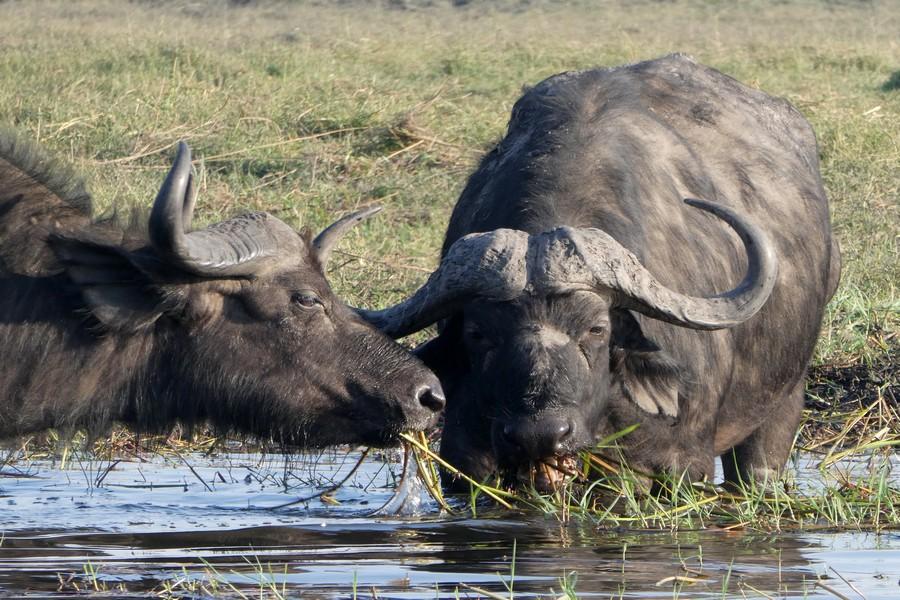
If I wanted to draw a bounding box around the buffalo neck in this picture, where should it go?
[0,274,172,439]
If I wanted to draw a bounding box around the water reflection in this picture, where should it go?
[1,451,898,598]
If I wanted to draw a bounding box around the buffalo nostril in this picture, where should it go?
[554,421,574,451]
[416,386,445,413]
[502,420,572,457]
[501,424,523,451]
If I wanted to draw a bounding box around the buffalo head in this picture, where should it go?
[359,200,776,490]
[46,142,444,447]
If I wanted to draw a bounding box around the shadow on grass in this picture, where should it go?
[806,340,897,410]
[882,71,900,92]
[804,340,898,444]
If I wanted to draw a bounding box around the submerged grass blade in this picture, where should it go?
[819,432,899,468]
[268,449,369,510]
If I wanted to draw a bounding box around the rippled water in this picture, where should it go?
[1,450,898,598]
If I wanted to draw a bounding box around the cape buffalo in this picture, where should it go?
[361,55,840,490]
[0,132,444,447]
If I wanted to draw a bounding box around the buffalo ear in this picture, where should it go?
[610,309,681,418]
[49,233,166,331]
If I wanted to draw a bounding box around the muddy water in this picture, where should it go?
[1,451,898,598]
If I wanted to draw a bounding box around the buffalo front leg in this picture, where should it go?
[721,380,804,486]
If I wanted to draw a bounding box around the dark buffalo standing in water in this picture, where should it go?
[0,133,444,446]
[363,55,840,490]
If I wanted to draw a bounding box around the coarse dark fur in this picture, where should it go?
[0,130,442,446]
[420,55,840,488]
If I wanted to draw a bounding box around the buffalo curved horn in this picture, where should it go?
[149,141,293,277]
[358,198,777,337]
[356,228,531,337]
[313,205,383,267]
[181,158,198,232]
[536,198,778,330]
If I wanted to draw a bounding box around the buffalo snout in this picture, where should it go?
[415,380,446,413]
[496,415,574,461]
[405,372,446,429]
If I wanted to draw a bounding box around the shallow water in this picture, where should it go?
[1,450,898,598]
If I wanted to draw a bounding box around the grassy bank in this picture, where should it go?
[1,0,896,366]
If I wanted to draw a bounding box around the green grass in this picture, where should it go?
[0,0,896,365]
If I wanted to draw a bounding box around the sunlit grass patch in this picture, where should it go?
[0,0,895,369]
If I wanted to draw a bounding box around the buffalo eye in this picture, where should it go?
[589,325,606,336]
[464,322,493,349]
[291,291,324,310]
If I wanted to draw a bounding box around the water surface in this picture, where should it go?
[1,450,898,598]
